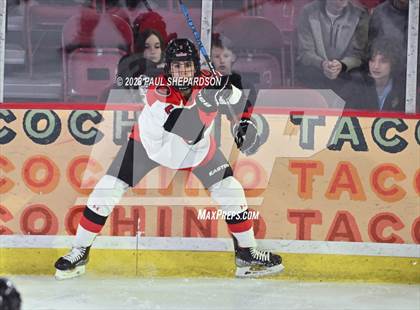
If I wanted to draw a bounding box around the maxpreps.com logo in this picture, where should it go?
[209,164,230,176]
[197,209,260,220]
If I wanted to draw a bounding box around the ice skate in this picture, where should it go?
[233,238,284,278]
[54,246,91,280]
[235,247,284,278]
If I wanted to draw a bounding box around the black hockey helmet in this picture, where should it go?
[0,278,21,310]
[164,38,201,78]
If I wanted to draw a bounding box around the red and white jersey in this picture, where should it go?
[137,70,216,169]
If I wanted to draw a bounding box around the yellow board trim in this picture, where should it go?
[1,248,419,283]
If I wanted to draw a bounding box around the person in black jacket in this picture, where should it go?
[341,38,405,112]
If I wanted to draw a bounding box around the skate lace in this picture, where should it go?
[63,247,86,264]
[250,248,270,262]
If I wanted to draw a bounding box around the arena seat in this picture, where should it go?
[128,6,245,49]
[62,11,133,101]
[258,0,310,86]
[213,9,244,25]
[258,0,310,33]
[106,6,142,26]
[215,16,285,89]
[145,9,201,42]
[233,54,281,90]
[25,1,97,75]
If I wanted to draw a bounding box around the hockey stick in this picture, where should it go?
[142,0,153,12]
[177,0,260,161]
[178,0,217,76]
[178,0,240,125]
[178,0,265,155]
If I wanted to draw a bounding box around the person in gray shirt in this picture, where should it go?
[296,0,369,93]
[369,0,408,51]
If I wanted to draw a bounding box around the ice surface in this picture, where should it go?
[8,275,420,310]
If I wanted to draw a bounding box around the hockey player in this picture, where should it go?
[55,38,284,279]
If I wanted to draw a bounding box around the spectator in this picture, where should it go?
[136,29,165,67]
[369,0,408,50]
[341,39,405,111]
[117,29,166,90]
[296,0,369,92]
[211,35,237,77]
[369,0,409,92]
[211,34,257,116]
[101,29,165,101]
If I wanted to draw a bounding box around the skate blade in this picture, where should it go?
[235,263,285,278]
[55,265,86,280]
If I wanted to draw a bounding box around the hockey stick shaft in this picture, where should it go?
[142,0,153,12]
[178,0,241,125]
[178,0,217,76]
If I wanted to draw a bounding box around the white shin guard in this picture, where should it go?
[208,176,248,215]
[209,177,257,248]
[86,175,129,217]
[73,175,129,248]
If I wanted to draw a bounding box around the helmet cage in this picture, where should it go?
[164,39,200,90]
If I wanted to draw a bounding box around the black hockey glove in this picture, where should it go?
[232,118,261,156]
[195,75,231,113]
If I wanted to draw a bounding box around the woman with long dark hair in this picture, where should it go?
[117,29,166,90]
[135,28,165,66]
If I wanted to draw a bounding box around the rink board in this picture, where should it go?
[1,248,419,283]
[0,105,419,282]
[1,235,419,283]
